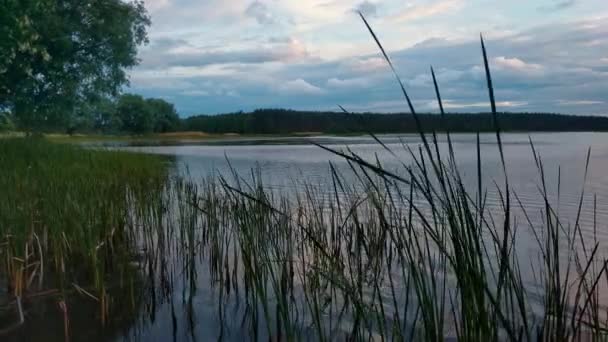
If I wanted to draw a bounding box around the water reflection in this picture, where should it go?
[6,132,608,341]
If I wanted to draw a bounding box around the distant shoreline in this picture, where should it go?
[181,110,608,136]
[1,130,603,147]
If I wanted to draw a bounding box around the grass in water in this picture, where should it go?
[0,138,171,334]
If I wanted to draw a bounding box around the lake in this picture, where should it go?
[120,132,608,341]
[125,132,608,231]
[7,132,608,341]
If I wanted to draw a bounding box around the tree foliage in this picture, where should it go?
[93,94,180,135]
[116,94,158,134]
[91,98,123,133]
[0,0,150,130]
[146,98,181,133]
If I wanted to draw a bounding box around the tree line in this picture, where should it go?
[182,109,608,134]
[1,94,180,134]
[85,94,181,134]
[6,103,607,134]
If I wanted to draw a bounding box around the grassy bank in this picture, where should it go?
[0,138,171,330]
[0,131,225,143]
[24,132,323,146]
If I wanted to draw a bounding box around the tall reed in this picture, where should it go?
[0,138,171,334]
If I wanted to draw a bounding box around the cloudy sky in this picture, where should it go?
[129,0,608,116]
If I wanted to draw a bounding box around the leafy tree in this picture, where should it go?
[116,94,153,134]
[146,98,180,133]
[65,96,123,134]
[92,98,122,133]
[0,0,150,131]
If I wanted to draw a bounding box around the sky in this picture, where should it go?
[129,0,608,116]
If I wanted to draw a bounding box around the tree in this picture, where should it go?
[146,98,180,133]
[0,0,150,131]
[92,98,122,133]
[65,96,123,134]
[116,94,153,134]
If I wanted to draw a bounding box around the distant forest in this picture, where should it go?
[182,109,608,134]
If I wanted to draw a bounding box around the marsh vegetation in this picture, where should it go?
[3,131,608,341]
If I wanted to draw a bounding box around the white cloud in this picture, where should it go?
[139,36,311,69]
[129,71,196,90]
[279,79,325,95]
[408,69,465,87]
[245,1,275,25]
[388,0,463,23]
[327,77,370,88]
[143,0,170,12]
[342,99,527,112]
[408,74,431,87]
[129,5,608,115]
[345,57,387,73]
[428,100,529,110]
[558,100,604,106]
[167,65,240,77]
[278,1,351,23]
[493,57,543,72]
[182,90,211,97]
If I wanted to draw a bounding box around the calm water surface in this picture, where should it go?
[113,132,608,341]
[125,132,608,225]
[7,132,608,341]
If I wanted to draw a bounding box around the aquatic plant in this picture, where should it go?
[0,138,171,333]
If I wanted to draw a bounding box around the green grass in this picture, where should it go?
[0,138,171,326]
